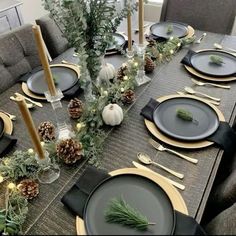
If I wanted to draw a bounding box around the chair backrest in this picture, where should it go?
[36,15,68,59]
[0,24,40,93]
[204,203,236,235]
[160,0,236,35]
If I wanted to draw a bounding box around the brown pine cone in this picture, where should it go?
[121,89,135,104]
[56,138,83,165]
[18,179,39,200]
[116,64,127,81]
[38,121,55,141]
[68,98,84,119]
[145,56,155,73]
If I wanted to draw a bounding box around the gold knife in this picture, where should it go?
[132,161,185,191]
[15,93,43,107]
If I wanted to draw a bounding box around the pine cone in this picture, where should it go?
[38,121,55,141]
[145,56,155,73]
[68,98,84,119]
[56,138,83,165]
[116,65,127,81]
[18,179,39,200]
[121,89,135,104]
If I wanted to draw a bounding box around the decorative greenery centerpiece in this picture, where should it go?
[209,55,224,65]
[43,0,137,99]
[105,197,156,231]
[176,108,198,125]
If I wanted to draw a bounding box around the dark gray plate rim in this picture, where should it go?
[26,65,79,95]
[150,21,189,39]
[153,97,220,141]
[83,174,176,235]
[0,117,4,139]
[190,50,236,77]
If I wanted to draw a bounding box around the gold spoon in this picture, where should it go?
[0,110,16,121]
[184,86,221,102]
[137,152,184,179]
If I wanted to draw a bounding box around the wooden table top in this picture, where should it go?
[0,27,235,235]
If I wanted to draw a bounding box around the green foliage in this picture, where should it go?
[0,190,28,235]
[105,197,155,231]
[176,108,193,121]
[166,24,173,34]
[209,55,224,65]
[0,151,39,181]
[43,0,137,86]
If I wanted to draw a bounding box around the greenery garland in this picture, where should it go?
[0,35,194,234]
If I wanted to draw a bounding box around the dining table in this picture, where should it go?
[0,20,236,235]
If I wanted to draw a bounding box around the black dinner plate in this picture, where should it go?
[0,117,4,138]
[150,21,188,39]
[153,97,219,141]
[106,33,126,52]
[83,174,175,235]
[190,50,236,77]
[27,66,79,95]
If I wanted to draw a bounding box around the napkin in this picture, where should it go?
[0,133,17,157]
[61,166,206,235]
[140,98,236,155]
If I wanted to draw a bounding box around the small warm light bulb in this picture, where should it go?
[120,88,125,92]
[0,176,4,183]
[134,62,138,67]
[177,43,181,47]
[8,183,16,190]
[40,141,45,147]
[123,76,128,81]
[170,49,174,54]
[169,36,174,40]
[28,148,34,154]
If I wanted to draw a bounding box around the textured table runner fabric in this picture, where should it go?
[0,134,17,157]
[61,166,206,235]
[141,98,236,155]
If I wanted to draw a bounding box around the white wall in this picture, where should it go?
[20,0,48,24]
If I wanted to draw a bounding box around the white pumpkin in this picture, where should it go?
[102,103,123,126]
[99,63,116,82]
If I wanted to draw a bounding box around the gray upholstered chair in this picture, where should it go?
[0,24,40,93]
[204,203,236,235]
[36,15,68,59]
[160,0,236,35]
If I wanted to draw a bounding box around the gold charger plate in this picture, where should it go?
[21,63,81,100]
[76,167,188,235]
[145,94,225,149]
[184,49,236,82]
[0,112,13,135]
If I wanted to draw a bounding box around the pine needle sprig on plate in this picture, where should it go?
[105,197,156,231]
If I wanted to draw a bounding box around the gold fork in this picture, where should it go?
[148,138,198,164]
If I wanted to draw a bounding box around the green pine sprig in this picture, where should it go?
[176,108,198,125]
[166,24,173,34]
[105,197,156,231]
[209,55,224,65]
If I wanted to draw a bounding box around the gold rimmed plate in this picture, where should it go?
[76,168,188,235]
[0,112,13,135]
[184,49,236,82]
[22,64,80,100]
[144,94,225,149]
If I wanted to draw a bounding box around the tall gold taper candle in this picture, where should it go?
[138,0,144,44]
[32,25,57,96]
[16,96,45,159]
[127,1,132,51]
